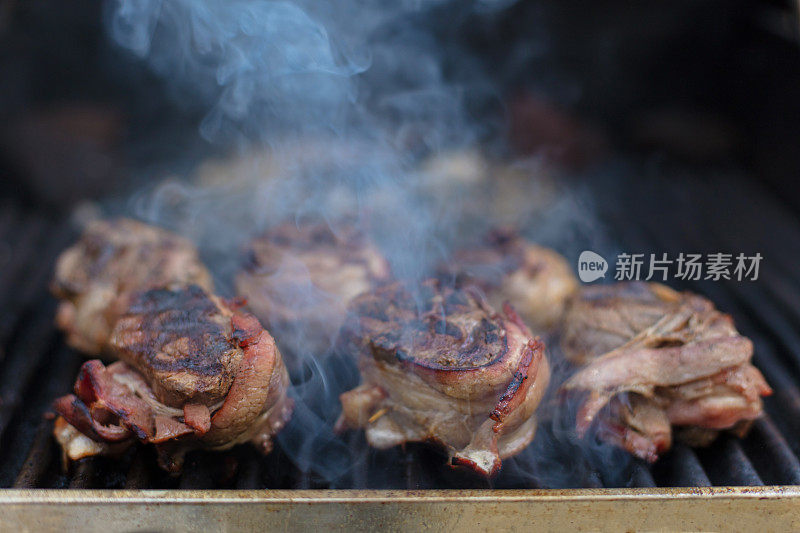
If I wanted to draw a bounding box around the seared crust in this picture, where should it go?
[355,281,507,369]
[53,286,293,473]
[52,218,213,356]
[443,229,577,333]
[336,279,550,477]
[109,285,242,407]
[561,282,771,462]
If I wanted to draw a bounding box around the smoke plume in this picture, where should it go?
[104,0,618,486]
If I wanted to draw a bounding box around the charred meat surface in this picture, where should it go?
[235,220,391,354]
[442,229,577,333]
[109,285,243,407]
[336,279,550,477]
[51,218,213,356]
[52,285,293,473]
[561,282,772,462]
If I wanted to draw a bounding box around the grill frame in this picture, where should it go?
[2,487,800,531]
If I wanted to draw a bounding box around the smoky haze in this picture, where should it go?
[108,0,486,148]
[108,0,510,282]
[104,0,621,486]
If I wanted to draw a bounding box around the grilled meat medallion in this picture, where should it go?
[53,285,293,472]
[561,282,772,462]
[443,229,577,333]
[109,286,243,407]
[336,279,550,477]
[51,218,213,356]
[235,221,391,354]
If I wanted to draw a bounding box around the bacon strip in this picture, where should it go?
[74,360,155,440]
[152,416,195,444]
[183,403,211,435]
[54,360,154,443]
[53,394,131,443]
[490,338,543,431]
[202,313,278,448]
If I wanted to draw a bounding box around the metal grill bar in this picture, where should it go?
[0,214,49,366]
[0,218,77,484]
[68,460,97,489]
[123,451,151,490]
[3,344,85,488]
[697,438,763,486]
[742,418,800,485]
[233,448,263,489]
[12,420,54,489]
[626,462,657,488]
[652,444,712,487]
[0,304,59,447]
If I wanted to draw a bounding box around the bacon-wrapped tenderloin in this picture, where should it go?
[52,285,292,472]
[561,282,771,462]
[335,279,550,477]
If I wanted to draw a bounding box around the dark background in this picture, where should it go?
[2,0,800,212]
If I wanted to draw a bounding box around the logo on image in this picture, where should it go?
[577,250,608,283]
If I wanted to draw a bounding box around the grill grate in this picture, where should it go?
[2,168,800,489]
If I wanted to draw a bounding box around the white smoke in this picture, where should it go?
[106,0,488,149]
[103,0,617,485]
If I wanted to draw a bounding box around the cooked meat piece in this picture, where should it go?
[335,279,550,477]
[109,285,244,407]
[561,281,686,365]
[593,393,672,463]
[442,228,577,333]
[561,282,772,462]
[235,220,391,355]
[51,218,213,356]
[52,285,293,473]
